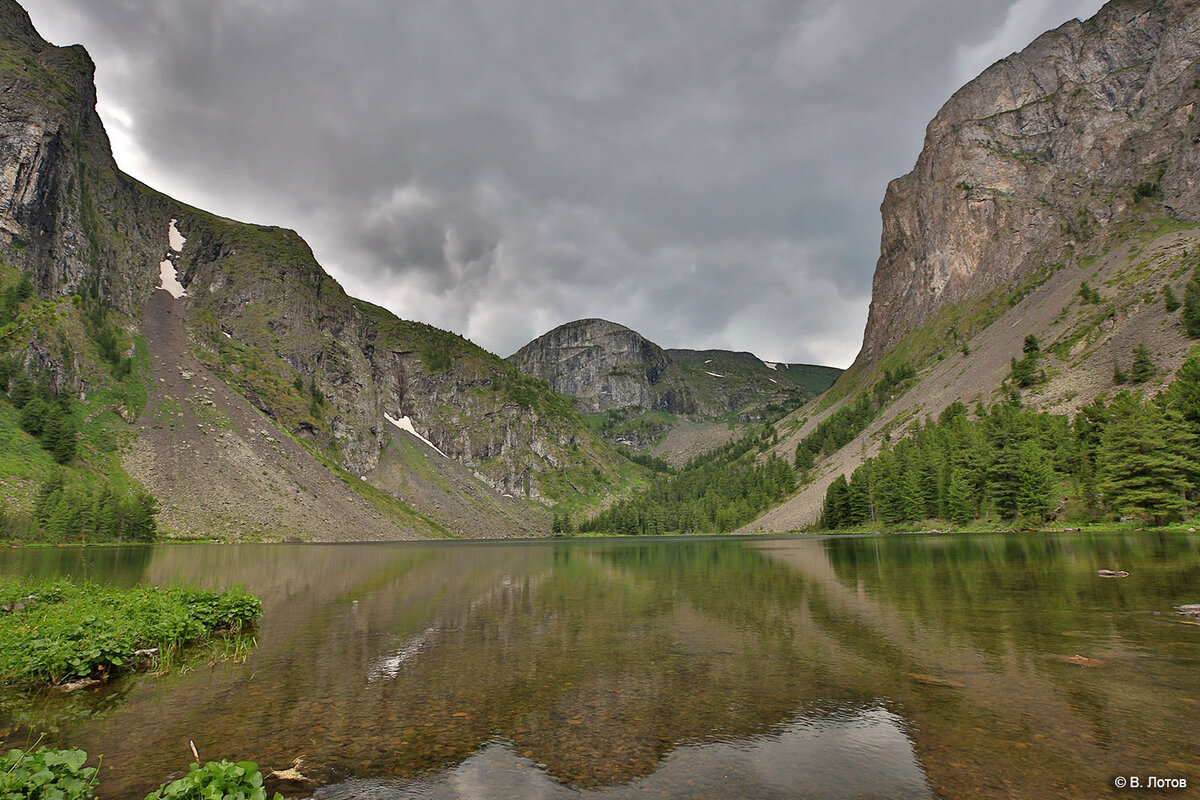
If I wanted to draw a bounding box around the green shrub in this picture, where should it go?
[144,761,280,800]
[0,745,98,800]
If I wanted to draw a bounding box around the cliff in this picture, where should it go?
[860,0,1200,366]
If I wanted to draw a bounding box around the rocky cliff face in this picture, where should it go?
[509,319,671,413]
[510,319,840,422]
[860,0,1200,366]
[0,0,627,508]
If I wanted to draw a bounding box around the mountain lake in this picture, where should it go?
[0,532,1197,799]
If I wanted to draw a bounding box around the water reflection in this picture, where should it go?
[317,706,931,800]
[0,533,1196,800]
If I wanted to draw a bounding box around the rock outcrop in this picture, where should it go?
[509,319,670,413]
[510,319,841,420]
[860,0,1200,366]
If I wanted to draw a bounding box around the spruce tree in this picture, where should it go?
[901,469,925,523]
[1016,441,1055,520]
[1130,343,1155,384]
[1098,394,1196,524]
[1184,266,1200,337]
[1164,284,1181,312]
[823,475,850,528]
[946,467,975,524]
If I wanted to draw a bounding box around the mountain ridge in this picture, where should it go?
[0,0,643,538]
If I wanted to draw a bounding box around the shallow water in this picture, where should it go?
[1,532,1197,799]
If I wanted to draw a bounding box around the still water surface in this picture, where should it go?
[1,533,1197,799]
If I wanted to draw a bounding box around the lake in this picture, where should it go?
[1,532,1197,799]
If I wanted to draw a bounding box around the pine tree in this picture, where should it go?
[1016,441,1055,520]
[1113,359,1128,385]
[1130,343,1155,384]
[1184,266,1200,337]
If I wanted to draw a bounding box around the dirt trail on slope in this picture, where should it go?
[124,290,430,541]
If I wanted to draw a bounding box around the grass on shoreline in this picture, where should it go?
[0,578,262,686]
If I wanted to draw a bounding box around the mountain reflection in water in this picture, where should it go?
[317,706,930,800]
[0,532,1196,800]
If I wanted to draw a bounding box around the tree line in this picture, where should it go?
[822,352,1200,528]
[580,428,797,535]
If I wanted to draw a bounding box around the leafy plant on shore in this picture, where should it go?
[0,744,98,800]
[0,579,263,685]
[144,760,280,800]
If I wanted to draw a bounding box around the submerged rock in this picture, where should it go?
[1062,654,1104,668]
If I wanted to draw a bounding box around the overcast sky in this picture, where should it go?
[24,0,1105,367]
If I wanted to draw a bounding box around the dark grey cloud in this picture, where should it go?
[25,0,1104,366]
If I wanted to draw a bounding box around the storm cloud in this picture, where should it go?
[25,0,1104,366]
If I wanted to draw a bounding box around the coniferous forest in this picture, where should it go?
[821,352,1200,529]
[579,428,797,535]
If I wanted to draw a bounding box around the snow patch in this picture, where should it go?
[385,413,449,459]
[705,371,724,378]
[168,218,186,252]
[158,259,186,298]
[763,361,778,370]
[157,219,187,298]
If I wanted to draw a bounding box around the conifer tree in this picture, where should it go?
[823,475,849,528]
[1184,266,1200,337]
[946,467,975,524]
[1098,394,1196,523]
[1164,284,1181,312]
[901,469,925,523]
[1130,343,1155,384]
[1016,441,1055,519]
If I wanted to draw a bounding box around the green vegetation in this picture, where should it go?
[1077,282,1101,304]
[0,744,98,800]
[1009,334,1045,389]
[795,362,916,472]
[0,578,262,685]
[580,428,795,534]
[0,748,278,800]
[823,350,1200,528]
[1130,342,1155,384]
[1164,283,1181,312]
[0,262,159,543]
[32,470,158,542]
[1185,265,1200,337]
[144,760,280,800]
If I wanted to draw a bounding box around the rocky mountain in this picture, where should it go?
[509,318,840,456]
[0,0,638,539]
[745,0,1200,531]
[860,0,1200,367]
